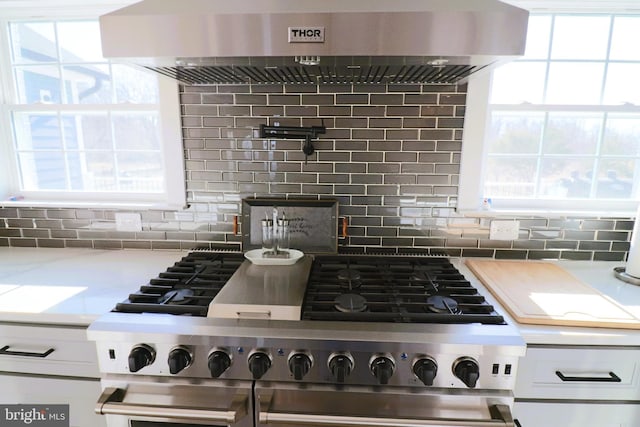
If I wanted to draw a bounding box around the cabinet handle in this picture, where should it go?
[337,217,348,237]
[261,404,516,426]
[555,370,621,383]
[0,345,55,358]
[97,387,247,423]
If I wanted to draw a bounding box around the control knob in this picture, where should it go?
[412,356,438,386]
[168,347,192,374]
[328,353,354,383]
[248,351,272,380]
[453,357,480,388]
[128,344,155,373]
[288,352,313,380]
[370,355,395,385]
[208,349,232,378]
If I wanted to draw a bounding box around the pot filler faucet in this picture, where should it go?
[259,122,326,164]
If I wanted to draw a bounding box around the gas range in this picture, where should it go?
[108,251,507,324]
[88,251,525,427]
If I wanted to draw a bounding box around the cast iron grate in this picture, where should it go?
[113,252,244,316]
[301,255,506,324]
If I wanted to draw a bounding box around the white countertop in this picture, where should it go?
[1,247,640,346]
[0,247,186,325]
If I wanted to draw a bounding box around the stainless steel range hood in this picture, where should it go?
[100,0,529,85]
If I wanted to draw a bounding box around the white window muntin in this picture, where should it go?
[0,8,184,209]
[459,12,640,215]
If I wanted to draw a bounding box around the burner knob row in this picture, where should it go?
[126,345,479,388]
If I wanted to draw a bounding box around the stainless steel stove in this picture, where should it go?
[88,251,525,427]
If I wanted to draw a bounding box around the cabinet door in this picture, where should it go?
[0,374,106,427]
[514,401,640,427]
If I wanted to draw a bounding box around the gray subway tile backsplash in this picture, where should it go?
[0,82,636,262]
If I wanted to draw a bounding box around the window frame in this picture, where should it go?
[459,11,640,216]
[0,1,186,210]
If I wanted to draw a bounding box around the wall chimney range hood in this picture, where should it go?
[100,0,529,85]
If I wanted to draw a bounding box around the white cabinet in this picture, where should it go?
[0,322,105,427]
[514,402,640,427]
[513,344,640,427]
[0,374,103,427]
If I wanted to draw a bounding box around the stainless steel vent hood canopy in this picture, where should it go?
[100,0,529,85]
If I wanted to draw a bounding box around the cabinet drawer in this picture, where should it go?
[0,323,99,377]
[514,401,640,427]
[515,346,640,400]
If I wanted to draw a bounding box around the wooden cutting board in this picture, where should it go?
[466,260,640,329]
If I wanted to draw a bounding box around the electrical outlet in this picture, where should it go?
[115,213,142,232]
[489,220,520,240]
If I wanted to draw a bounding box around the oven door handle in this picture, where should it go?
[260,403,515,427]
[96,387,247,423]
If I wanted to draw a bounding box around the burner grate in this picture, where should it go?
[113,252,244,316]
[302,255,505,324]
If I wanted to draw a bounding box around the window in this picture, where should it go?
[0,8,184,209]
[460,13,640,214]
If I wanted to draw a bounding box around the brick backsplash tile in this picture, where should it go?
[51,230,78,239]
[1,82,635,262]
[386,129,419,140]
[268,94,301,105]
[615,220,635,231]
[578,241,611,251]
[612,241,631,251]
[581,219,615,230]
[353,106,385,116]
[495,250,528,259]
[368,163,400,173]
[354,84,387,93]
[594,251,625,261]
[8,219,35,228]
[403,118,436,128]
[10,238,37,247]
[302,94,334,105]
[560,251,593,261]
[350,129,382,139]
[202,94,234,104]
[597,230,629,241]
[336,94,369,104]
[286,106,318,116]
[420,129,454,140]
[252,84,283,93]
[370,118,402,128]
[64,239,93,248]
[439,94,467,105]
[18,209,47,218]
[0,208,18,217]
[1,229,22,237]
